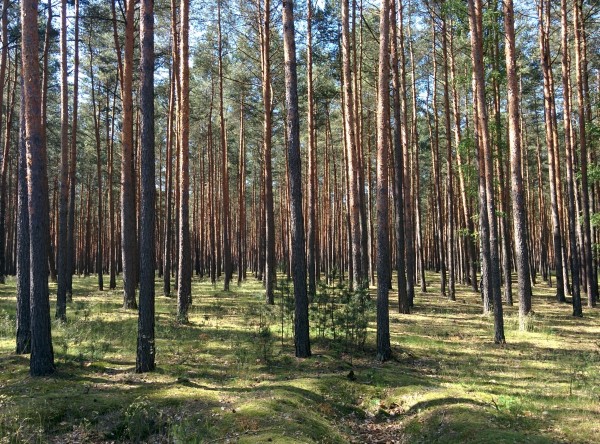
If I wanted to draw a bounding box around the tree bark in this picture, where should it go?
[56,0,69,321]
[282,0,310,358]
[22,0,55,376]
[177,0,191,321]
[121,0,137,309]
[16,77,30,355]
[137,0,156,372]
[504,0,533,329]
[376,0,392,362]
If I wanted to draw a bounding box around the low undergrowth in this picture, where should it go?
[0,272,599,443]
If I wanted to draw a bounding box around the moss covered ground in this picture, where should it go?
[0,273,599,443]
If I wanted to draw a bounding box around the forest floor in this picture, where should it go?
[0,272,599,443]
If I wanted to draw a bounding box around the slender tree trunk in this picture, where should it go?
[306,0,317,300]
[89,39,103,291]
[0,0,9,284]
[468,0,505,343]
[376,0,392,362]
[108,84,117,290]
[538,0,566,303]
[341,0,362,289]
[22,0,55,376]
[217,1,231,291]
[238,98,246,285]
[504,0,533,329]
[177,0,191,321]
[574,0,597,308]
[282,0,310,358]
[56,0,69,321]
[121,0,137,309]
[390,0,408,313]
[441,6,455,301]
[66,0,79,300]
[16,78,30,355]
[137,0,155,372]
[258,0,276,304]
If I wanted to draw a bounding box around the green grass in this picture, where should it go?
[0,272,599,443]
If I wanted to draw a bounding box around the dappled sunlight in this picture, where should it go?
[0,274,599,442]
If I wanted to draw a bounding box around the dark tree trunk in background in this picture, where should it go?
[67,0,80,300]
[0,0,9,285]
[121,0,137,309]
[88,38,103,291]
[282,0,311,359]
[390,0,408,314]
[260,0,276,305]
[137,0,156,373]
[16,78,30,355]
[56,0,69,321]
[21,0,55,376]
[376,0,392,362]
[306,0,317,300]
[218,0,232,291]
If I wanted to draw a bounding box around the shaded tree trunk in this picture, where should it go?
[376,0,392,362]
[21,0,55,376]
[137,0,156,373]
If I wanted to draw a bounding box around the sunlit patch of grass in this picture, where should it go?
[0,272,599,442]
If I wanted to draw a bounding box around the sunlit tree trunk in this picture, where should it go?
[177,0,191,321]
[468,0,505,343]
[574,0,597,308]
[120,0,137,309]
[505,0,533,328]
[282,0,310,358]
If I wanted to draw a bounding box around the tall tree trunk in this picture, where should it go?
[108,84,117,290]
[121,0,137,309]
[66,0,79,300]
[237,98,246,284]
[89,38,103,291]
[177,0,191,321]
[218,0,231,291]
[468,0,505,343]
[137,0,155,372]
[341,0,362,289]
[282,0,310,358]
[306,0,317,300]
[16,78,30,355]
[441,5,455,301]
[538,0,566,303]
[22,0,55,376]
[505,0,533,329]
[390,0,408,314]
[258,0,276,304]
[574,0,597,308]
[0,0,9,284]
[376,0,392,362]
[56,0,69,321]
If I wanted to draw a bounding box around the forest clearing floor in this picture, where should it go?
[1,273,599,443]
